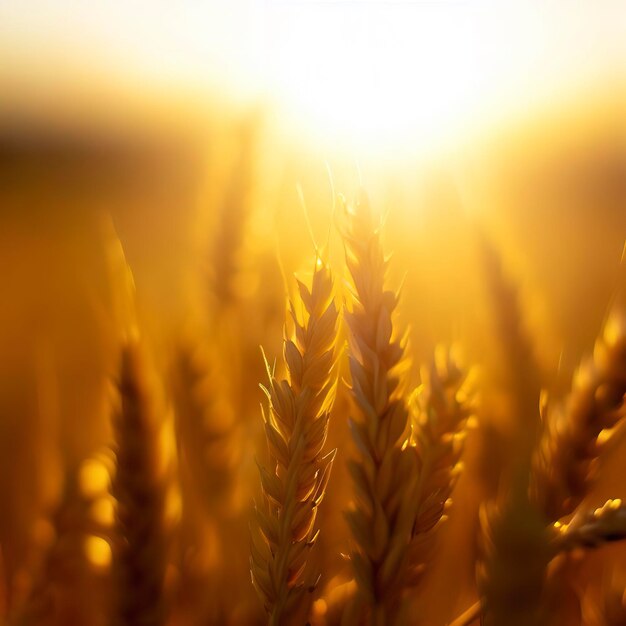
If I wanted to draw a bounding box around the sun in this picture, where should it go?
[264,2,486,153]
[257,1,618,156]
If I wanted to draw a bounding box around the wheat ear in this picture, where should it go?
[404,347,473,587]
[171,341,241,514]
[453,499,626,626]
[338,192,416,626]
[110,339,168,626]
[250,256,339,626]
[476,234,549,626]
[532,313,626,521]
[208,116,257,310]
[10,471,95,626]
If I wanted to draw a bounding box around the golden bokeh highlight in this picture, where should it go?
[85,536,112,570]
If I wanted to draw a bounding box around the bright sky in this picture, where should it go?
[0,1,623,153]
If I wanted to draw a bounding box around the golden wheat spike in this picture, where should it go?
[477,232,542,446]
[532,313,626,521]
[208,115,258,311]
[10,470,95,626]
[171,341,241,514]
[338,192,416,626]
[403,347,474,589]
[251,256,339,626]
[110,340,168,626]
[476,233,549,626]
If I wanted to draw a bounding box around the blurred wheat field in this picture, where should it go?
[1,11,626,623]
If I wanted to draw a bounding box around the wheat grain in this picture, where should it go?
[110,340,168,626]
[250,256,339,626]
[549,499,626,553]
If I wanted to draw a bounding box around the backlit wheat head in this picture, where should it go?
[251,256,339,626]
[532,313,626,521]
[110,339,168,626]
[340,192,415,626]
[404,347,474,588]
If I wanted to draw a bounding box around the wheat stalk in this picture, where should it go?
[110,339,168,626]
[250,256,339,626]
[404,347,473,588]
[338,192,417,626]
[532,313,626,521]
[477,492,551,626]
